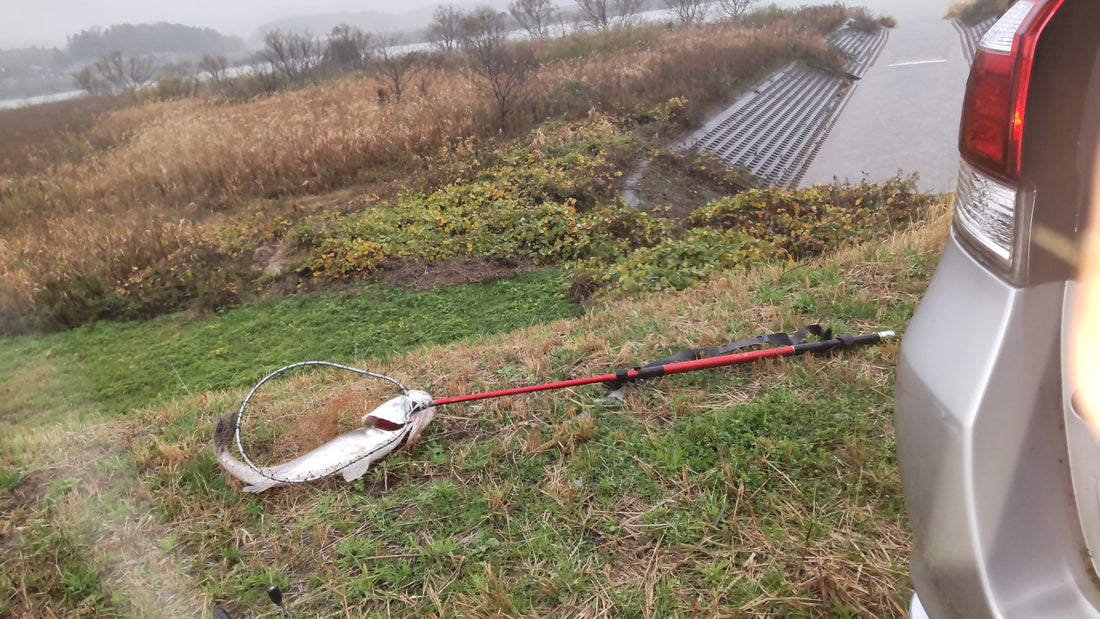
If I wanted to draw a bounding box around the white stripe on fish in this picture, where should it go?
[214,390,435,493]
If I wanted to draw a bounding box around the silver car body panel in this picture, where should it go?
[896,232,1100,618]
[1064,281,1100,601]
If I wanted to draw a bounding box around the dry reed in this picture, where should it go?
[0,8,863,333]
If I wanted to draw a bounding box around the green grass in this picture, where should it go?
[0,200,945,617]
[0,269,575,415]
[0,8,940,613]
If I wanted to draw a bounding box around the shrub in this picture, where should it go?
[582,176,933,294]
[30,273,137,332]
[302,118,665,279]
[27,226,256,331]
[598,228,769,292]
[650,149,758,193]
[690,176,929,260]
[0,7,910,331]
[945,0,1004,26]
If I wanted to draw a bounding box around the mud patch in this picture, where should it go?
[0,468,51,552]
[628,151,756,221]
[2,467,49,510]
[253,239,299,278]
[378,256,537,291]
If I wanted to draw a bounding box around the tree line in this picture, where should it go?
[66,23,245,61]
[0,22,245,100]
[500,0,758,35]
[67,0,759,105]
[248,8,536,125]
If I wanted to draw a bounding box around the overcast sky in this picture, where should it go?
[2,0,959,49]
[0,0,447,47]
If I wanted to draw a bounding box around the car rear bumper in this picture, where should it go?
[895,232,1100,618]
[910,593,930,619]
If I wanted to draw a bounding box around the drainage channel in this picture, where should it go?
[829,24,888,78]
[952,16,997,64]
[683,20,888,188]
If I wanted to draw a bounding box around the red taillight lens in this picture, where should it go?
[958,0,1063,180]
[954,0,1063,275]
[960,50,1016,175]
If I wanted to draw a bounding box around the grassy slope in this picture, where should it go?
[0,204,949,617]
[1,7,855,335]
[0,269,575,417]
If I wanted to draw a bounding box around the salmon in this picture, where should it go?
[214,390,435,493]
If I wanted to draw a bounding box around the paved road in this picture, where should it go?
[799,17,972,193]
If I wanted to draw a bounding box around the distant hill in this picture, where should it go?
[67,22,246,61]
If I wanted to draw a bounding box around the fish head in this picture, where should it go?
[404,390,436,440]
[361,390,436,437]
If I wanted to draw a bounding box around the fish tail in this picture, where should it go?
[213,413,237,457]
[213,414,278,492]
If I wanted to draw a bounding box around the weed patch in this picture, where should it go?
[0,8,936,613]
[0,208,951,615]
[945,0,1006,25]
[584,175,933,294]
[630,149,759,219]
[1,6,875,332]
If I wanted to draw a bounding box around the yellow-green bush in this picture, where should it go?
[15,114,933,332]
[593,228,770,292]
[690,177,929,260]
[302,122,667,278]
[581,176,932,294]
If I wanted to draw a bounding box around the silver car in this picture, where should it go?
[896,0,1100,616]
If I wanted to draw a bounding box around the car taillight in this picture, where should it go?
[954,160,1019,264]
[954,0,1062,273]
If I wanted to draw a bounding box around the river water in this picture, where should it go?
[0,89,84,110]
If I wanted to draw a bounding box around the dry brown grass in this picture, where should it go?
[0,95,135,177]
[2,70,485,224]
[532,20,845,126]
[0,71,487,331]
[0,6,862,334]
[1,203,949,615]
[944,0,1008,24]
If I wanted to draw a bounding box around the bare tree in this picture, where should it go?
[575,0,612,30]
[614,0,644,26]
[248,63,283,93]
[257,29,321,82]
[198,54,229,82]
[428,5,465,52]
[373,31,420,103]
[461,7,536,128]
[716,0,757,20]
[664,0,709,24]
[92,53,128,91]
[575,0,644,30]
[509,0,556,38]
[461,7,509,48]
[125,55,156,88]
[88,52,156,92]
[155,62,200,99]
[324,23,373,71]
[72,66,109,95]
